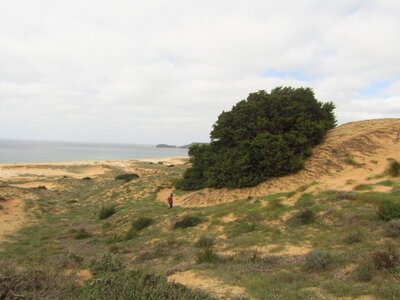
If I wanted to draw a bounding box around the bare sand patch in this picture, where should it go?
[0,197,25,243]
[168,270,247,299]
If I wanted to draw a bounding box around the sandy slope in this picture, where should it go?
[173,118,400,207]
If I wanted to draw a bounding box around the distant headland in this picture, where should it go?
[156,142,209,149]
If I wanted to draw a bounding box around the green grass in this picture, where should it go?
[3,161,400,299]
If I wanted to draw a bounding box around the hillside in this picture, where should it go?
[171,118,400,207]
[1,118,400,299]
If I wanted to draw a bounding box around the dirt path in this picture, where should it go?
[168,270,248,299]
[0,198,25,244]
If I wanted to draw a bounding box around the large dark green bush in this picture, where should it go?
[99,205,116,220]
[377,199,400,221]
[177,87,336,190]
[115,173,140,182]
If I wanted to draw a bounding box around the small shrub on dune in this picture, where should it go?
[384,219,400,237]
[377,199,400,221]
[196,248,220,264]
[303,250,331,271]
[296,193,315,208]
[74,228,92,239]
[387,159,400,177]
[287,210,316,227]
[125,228,137,240]
[90,255,123,274]
[335,191,357,200]
[371,243,399,269]
[131,217,153,231]
[82,177,92,180]
[194,236,214,248]
[114,173,139,182]
[353,264,373,282]
[343,231,363,244]
[0,204,3,210]
[99,205,116,220]
[37,185,47,190]
[174,215,202,229]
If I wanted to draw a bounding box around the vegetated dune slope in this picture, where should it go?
[176,118,400,207]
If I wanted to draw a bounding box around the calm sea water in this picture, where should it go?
[0,140,188,164]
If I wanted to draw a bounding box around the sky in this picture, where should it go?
[1,0,400,145]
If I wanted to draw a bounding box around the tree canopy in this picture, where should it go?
[176,87,336,190]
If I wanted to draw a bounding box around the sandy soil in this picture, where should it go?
[168,270,248,299]
[0,197,25,243]
[174,119,400,207]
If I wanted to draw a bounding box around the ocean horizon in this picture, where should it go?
[0,139,188,164]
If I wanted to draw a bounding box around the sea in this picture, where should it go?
[0,140,189,164]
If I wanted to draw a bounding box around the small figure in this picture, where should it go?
[167,193,173,209]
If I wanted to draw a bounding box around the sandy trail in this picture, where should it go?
[168,270,248,299]
[0,197,25,244]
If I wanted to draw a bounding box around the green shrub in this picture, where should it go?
[37,185,47,190]
[303,250,331,271]
[296,193,315,208]
[287,210,316,227]
[353,264,373,282]
[353,184,373,191]
[125,228,137,240]
[344,156,360,166]
[177,87,336,190]
[371,243,399,269]
[99,205,116,220]
[387,159,400,177]
[131,217,153,231]
[114,173,140,182]
[385,219,400,237]
[82,177,92,180]
[378,180,395,187]
[90,255,123,274]
[377,199,400,221]
[78,268,213,299]
[196,248,219,264]
[74,228,92,239]
[174,215,202,229]
[335,191,357,200]
[105,234,124,244]
[343,231,363,244]
[194,236,214,248]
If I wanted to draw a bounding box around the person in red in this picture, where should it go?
[167,193,173,209]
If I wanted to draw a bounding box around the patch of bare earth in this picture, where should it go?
[168,270,248,299]
[0,197,25,244]
[176,119,400,207]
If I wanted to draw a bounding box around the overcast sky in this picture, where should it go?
[1,0,399,145]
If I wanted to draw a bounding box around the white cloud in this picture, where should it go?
[1,0,399,144]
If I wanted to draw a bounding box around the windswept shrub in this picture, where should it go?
[335,191,357,200]
[74,228,92,239]
[177,87,336,190]
[125,228,137,240]
[82,177,92,180]
[371,243,399,269]
[384,219,400,237]
[115,173,139,182]
[303,250,331,271]
[174,215,202,229]
[343,231,363,244]
[99,205,116,220]
[353,264,373,282]
[387,159,400,177]
[287,210,316,227]
[377,199,400,221]
[131,217,153,231]
[90,255,123,274]
[37,185,47,190]
[196,248,220,264]
[296,193,315,208]
[353,184,373,191]
[194,236,214,248]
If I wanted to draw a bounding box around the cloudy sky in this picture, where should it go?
[1,0,399,145]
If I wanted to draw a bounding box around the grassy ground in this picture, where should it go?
[1,162,400,299]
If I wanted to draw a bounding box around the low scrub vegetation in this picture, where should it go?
[99,205,116,220]
[115,173,140,182]
[387,159,400,177]
[286,210,316,227]
[303,250,331,271]
[173,215,202,229]
[377,199,400,221]
[74,228,92,239]
[131,217,153,231]
[194,236,214,248]
[371,243,399,269]
[384,219,400,237]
